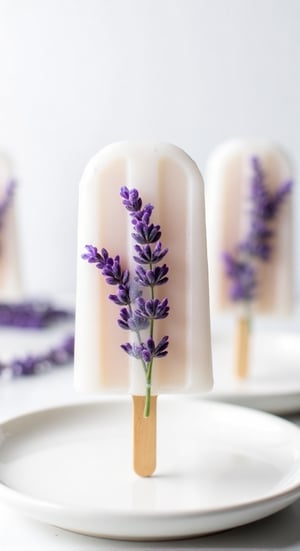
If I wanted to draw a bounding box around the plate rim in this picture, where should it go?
[0,398,300,519]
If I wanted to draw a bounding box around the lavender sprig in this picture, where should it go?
[0,301,73,329]
[223,157,292,304]
[0,334,74,378]
[82,186,169,417]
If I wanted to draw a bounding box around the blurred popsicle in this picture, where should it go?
[75,142,213,476]
[207,140,293,378]
[0,153,22,300]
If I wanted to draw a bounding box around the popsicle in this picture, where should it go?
[206,139,293,378]
[75,142,213,476]
[0,152,21,300]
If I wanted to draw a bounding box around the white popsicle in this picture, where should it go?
[0,153,22,300]
[74,142,213,396]
[207,140,293,316]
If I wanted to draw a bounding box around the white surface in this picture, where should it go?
[0,368,300,548]
[75,142,212,394]
[0,0,300,298]
[207,330,300,413]
[0,399,300,540]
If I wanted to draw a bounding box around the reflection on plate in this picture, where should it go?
[0,399,300,540]
[207,332,300,413]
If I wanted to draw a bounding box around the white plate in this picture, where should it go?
[0,399,300,540]
[207,331,300,413]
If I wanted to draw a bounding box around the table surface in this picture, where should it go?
[0,358,300,550]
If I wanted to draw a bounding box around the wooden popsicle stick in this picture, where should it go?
[234,317,250,379]
[132,395,157,477]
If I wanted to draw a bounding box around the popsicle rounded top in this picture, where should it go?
[206,139,293,315]
[0,152,22,300]
[74,141,213,395]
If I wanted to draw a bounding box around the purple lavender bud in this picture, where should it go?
[109,281,143,306]
[127,312,150,331]
[131,204,154,225]
[222,253,256,301]
[133,242,168,265]
[135,264,169,287]
[118,308,131,329]
[118,308,149,331]
[136,297,169,319]
[120,342,144,359]
[82,245,110,269]
[120,186,142,212]
[265,180,293,219]
[109,285,131,306]
[153,335,169,357]
[102,256,128,285]
[132,222,161,245]
[140,336,169,362]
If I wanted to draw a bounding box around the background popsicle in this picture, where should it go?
[74,142,213,397]
[0,153,22,301]
[207,140,293,315]
[206,139,293,378]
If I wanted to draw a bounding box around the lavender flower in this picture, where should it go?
[82,245,110,268]
[133,242,168,265]
[102,256,129,285]
[109,282,142,306]
[222,253,256,301]
[132,222,161,245]
[83,186,169,417]
[120,186,142,212]
[223,157,292,303]
[0,334,74,378]
[118,307,150,331]
[139,337,169,362]
[135,265,169,287]
[136,297,169,320]
[0,301,73,329]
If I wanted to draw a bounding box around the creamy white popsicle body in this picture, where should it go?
[207,140,293,315]
[75,142,213,395]
[0,153,22,300]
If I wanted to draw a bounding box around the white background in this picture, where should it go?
[0,0,299,299]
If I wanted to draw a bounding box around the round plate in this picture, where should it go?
[207,331,300,413]
[0,399,300,540]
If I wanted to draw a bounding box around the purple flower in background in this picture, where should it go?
[0,301,73,329]
[0,334,74,379]
[223,157,292,303]
[222,253,256,302]
[82,186,169,417]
